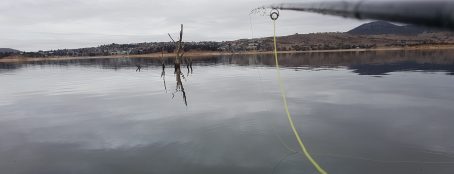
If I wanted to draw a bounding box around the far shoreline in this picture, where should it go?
[1,44,454,63]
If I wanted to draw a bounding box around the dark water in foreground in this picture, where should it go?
[1,50,454,174]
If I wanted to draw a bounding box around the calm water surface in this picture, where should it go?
[1,50,454,174]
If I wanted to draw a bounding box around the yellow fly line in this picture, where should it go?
[270,10,328,174]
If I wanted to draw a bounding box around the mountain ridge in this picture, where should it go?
[0,48,20,53]
[2,21,454,58]
[347,21,436,35]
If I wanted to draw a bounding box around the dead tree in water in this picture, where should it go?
[185,56,193,75]
[160,48,167,93]
[168,24,188,106]
[168,24,185,73]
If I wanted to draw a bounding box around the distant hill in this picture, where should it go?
[0,48,20,53]
[2,21,454,59]
[347,21,435,35]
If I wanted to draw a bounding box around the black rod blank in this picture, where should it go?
[268,1,454,31]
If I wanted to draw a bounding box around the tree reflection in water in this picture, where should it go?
[161,58,192,107]
[175,67,187,106]
[161,63,167,93]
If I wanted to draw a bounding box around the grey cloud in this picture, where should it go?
[0,0,367,51]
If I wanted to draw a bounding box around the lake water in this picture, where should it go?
[1,50,454,174]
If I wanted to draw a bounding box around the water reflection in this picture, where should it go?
[172,65,188,106]
[161,63,167,93]
[1,50,454,174]
[185,57,193,75]
[156,56,192,106]
[2,50,454,75]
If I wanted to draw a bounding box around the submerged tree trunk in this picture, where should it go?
[168,24,188,106]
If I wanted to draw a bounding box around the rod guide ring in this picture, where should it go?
[270,9,279,20]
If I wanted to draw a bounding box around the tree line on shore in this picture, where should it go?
[2,32,454,59]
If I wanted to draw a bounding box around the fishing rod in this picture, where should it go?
[255,1,454,174]
[267,0,454,31]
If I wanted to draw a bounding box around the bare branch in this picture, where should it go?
[176,24,184,58]
[178,24,183,43]
[168,33,176,43]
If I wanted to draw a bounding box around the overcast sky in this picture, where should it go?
[0,0,370,51]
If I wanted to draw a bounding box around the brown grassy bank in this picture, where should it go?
[1,44,454,63]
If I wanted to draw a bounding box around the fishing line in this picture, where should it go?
[249,15,255,39]
[249,8,298,155]
[272,152,300,174]
[270,9,328,174]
